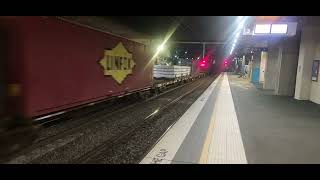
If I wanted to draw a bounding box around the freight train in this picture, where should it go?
[0,16,211,156]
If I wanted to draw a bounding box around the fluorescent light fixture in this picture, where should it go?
[271,24,288,34]
[254,24,271,34]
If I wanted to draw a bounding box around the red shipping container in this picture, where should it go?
[0,16,153,118]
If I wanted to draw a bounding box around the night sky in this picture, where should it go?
[105,16,237,41]
[104,16,239,61]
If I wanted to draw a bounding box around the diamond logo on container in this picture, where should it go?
[99,42,136,84]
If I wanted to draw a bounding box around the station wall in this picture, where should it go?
[260,36,299,96]
[264,47,280,90]
[295,26,320,104]
[309,42,320,103]
[276,37,300,96]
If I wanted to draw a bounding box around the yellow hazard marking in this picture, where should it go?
[199,107,217,164]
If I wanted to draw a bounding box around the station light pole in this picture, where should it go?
[202,43,206,58]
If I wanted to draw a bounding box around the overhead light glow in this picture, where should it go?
[230,47,234,54]
[238,21,245,30]
[157,44,165,52]
[235,32,240,39]
[230,16,248,55]
[146,20,180,70]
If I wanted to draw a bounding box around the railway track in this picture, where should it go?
[72,76,217,163]
[4,76,206,163]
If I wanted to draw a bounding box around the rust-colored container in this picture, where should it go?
[0,16,153,118]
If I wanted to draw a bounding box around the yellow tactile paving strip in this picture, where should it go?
[200,73,247,164]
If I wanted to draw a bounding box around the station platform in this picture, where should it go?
[140,72,320,164]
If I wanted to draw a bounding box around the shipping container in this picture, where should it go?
[0,16,153,118]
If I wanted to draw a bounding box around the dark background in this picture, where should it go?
[105,16,237,42]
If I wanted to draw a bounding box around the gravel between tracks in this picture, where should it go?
[82,77,215,163]
[35,98,139,143]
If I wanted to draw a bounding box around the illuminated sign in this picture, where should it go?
[99,42,136,84]
[271,24,288,34]
[244,22,296,36]
[254,24,271,34]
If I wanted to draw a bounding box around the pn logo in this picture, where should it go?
[99,42,136,84]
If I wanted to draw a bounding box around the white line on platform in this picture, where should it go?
[140,74,222,164]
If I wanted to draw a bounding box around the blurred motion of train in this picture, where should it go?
[0,16,213,155]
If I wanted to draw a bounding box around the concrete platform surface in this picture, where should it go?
[229,73,320,163]
[141,72,320,164]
